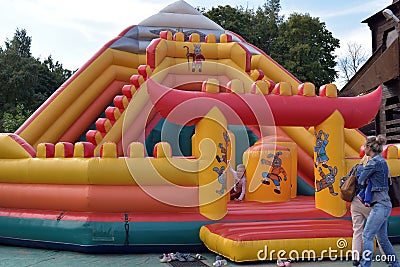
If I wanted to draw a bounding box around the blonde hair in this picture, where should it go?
[360,154,370,166]
[237,164,246,171]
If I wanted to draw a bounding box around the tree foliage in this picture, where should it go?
[272,13,340,87]
[203,1,340,88]
[2,104,31,132]
[252,0,283,54]
[5,28,32,58]
[0,29,73,132]
[204,5,253,38]
[203,0,283,54]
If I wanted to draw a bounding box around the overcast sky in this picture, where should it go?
[0,0,392,77]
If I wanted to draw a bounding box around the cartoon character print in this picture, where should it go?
[213,166,226,195]
[216,132,230,164]
[315,165,338,196]
[214,132,230,195]
[216,143,227,163]
[314,130,329,168]
[183,44,205,72]
[260,152,287,194]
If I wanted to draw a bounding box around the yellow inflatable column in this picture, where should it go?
[314,111,346,217]
[193,107,231,220]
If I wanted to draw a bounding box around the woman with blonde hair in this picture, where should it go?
[358,135,399,267]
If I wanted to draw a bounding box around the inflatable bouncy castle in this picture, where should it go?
[0,0,399,262]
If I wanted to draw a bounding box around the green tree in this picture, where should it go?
[5,28,32,58]
[0,29,73,131]
[203,1,283,54]
[203,5,254,39]
[203,2,340,88]
[252,0,283,54]
[269,13,340,87]
[0,46,38,112]
[2,104,32,132]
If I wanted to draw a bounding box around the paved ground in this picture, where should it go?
[0,244,399,267]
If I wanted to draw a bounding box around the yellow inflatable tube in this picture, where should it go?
[152,39,250,72]
[0,156,200,186]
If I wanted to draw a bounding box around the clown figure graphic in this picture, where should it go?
[260,152,287,194]
[314,130,329,168]
[315,165,338,196]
